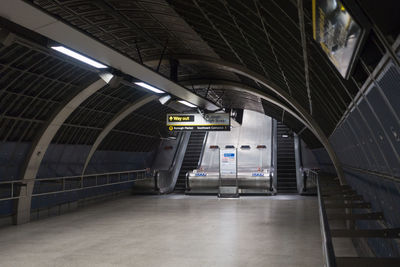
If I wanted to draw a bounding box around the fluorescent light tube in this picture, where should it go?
[134,82,164,94]
[178,100,197,108]
[51,46,107,68]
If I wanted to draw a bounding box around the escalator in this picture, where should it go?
[174,131,207,192]
[277,122,297,193]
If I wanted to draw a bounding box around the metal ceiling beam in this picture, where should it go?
[182,80,311,125]
[297,0,313,115]
[146,56,313,123]
[254,0,292,95]
[15,77,109,225]
[183,79,321,141]
[0,0,219,111]
[80,95,158,176]
[192,0,246,67]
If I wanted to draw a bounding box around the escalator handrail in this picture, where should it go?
[317,177,337,267]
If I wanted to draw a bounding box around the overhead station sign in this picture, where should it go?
[167,113,230,131]
[312,0,365,79]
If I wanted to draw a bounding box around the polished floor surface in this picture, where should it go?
[0,195,323,267]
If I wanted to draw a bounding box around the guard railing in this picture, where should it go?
[0,169,148,201]
[317,176,337,267]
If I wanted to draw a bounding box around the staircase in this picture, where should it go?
[174,131,206,192]
[277,122,297,193]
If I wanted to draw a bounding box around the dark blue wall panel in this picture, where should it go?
[38,144,156,178]
[0,142,157,217]
[321,57,400,257]
[0,142,30,181]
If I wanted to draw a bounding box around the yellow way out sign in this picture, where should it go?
[166,113,230,131]
[168,115,194,122]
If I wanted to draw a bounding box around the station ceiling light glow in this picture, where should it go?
[159,94,172,105]
[178,100,197,108]
[134,82,164,94]
[51,46,108,69]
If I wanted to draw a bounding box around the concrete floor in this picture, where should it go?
[0,195,323,267]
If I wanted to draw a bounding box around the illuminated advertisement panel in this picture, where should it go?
[312,0,365,78]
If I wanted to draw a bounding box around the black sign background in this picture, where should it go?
[168,125,230,132]
[168,115,194,122]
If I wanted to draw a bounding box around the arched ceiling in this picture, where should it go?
[2,0,399,150]
[0,33,177,152]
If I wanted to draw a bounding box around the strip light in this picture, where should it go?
[178,100,197,108]
[51,46,107,69]
[134,82,164,94]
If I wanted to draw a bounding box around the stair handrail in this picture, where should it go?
[168,132,186,172]
[317,176,337,267]
[303,168,319,192]
[197,132,209,169]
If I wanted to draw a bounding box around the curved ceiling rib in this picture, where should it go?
[16,78,109,225]
[81,95,158,176]
[0,0,219,111]
[145,55,314,124]
[184,80,312,126]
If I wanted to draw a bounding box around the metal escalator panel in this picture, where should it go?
[174,131,207,192]
[277,122,297,193]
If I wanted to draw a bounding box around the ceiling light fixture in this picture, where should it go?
[134,82,164,94]
[178,100,197,108]
[51,46,108,69]
[159,94,172,105]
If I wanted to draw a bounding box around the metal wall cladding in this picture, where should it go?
[0,200,13,216]
[356,108,388,172]
[342,120,370,169]
[30,144,156,213]
[329,59,400,175]
[0,142,30,216]
[337,124,363,168]
[0,142,31,181]
[200,110,272,172]
[37,144,155,178]
[377,62,400,115]
[362,89,400,176]
[326,57,400,257]
[0,143,154,216]
[366,86,400,176]
[348,111,379,171]
[311,148,335,173]
[300,140,319,169]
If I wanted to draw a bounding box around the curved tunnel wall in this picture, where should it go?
[0,33,173,219]
[0,0,399,235]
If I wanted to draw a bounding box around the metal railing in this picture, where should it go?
[303,168,319,192]
[168,132,185,171]
[197,132,209,168]
[317,177,337,267]
[0,169,148,201]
